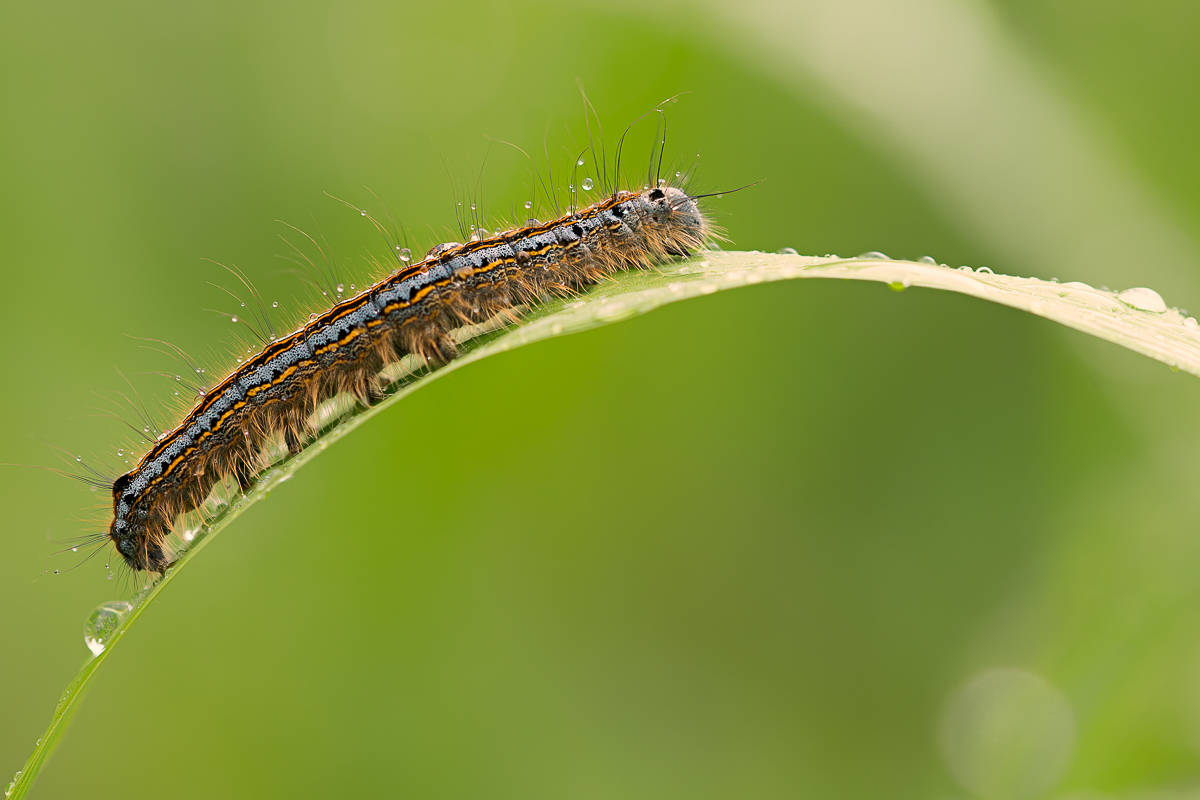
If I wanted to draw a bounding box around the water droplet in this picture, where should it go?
[175,375,181,381]
[84,601,134,656]
[582,178,594,191]
[658,178,667,187]
[360,210,366,216]
[350,284,356,290]
[576,158,585,167]
[524,200,533,210]
[777,247,799,256]
[919,256,938,265]
[568,184,574,192]
[143,426,150,433]
[72,546,78,552]
[858,251,890,260]
[336,283,345,294]
[398,248,411,262]
[889,281,908,292]
[1116,286,1167,313]
[107,571,114,580]
[53,569,59,575]
[470,203,476,211]
[976,266,994,275]
[675,171,681,179]
[272,301,278,308]
[231,316,238,323]
[74,455,82,462]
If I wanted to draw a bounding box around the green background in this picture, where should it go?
[3,1,1200,798]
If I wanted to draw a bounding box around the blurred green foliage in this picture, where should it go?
[3,1,1200,798]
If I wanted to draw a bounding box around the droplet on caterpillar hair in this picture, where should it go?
[582,178,593,191]
[524,200,532,209]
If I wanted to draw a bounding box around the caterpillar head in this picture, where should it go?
[627,186,708,257]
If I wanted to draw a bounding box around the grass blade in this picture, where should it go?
[9,250,1197,797]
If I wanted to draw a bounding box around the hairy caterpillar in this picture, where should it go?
[99,179,714,572]
[15,98,727,575]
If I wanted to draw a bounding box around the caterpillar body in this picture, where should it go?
[108,185,712,572]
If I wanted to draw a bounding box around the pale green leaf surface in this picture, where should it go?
[9,250,1199,798]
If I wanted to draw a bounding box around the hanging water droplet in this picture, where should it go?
[74,455,82,462]
[524,200,532,210]
[350,283,355,290]
[470,203,476,211]
[360,210,366,216]
[71,546,78,552]
[889,281,909,292]
[1116,286,1167,313]
[231,316,238,323]
[582,178,594,191]
[272,301,278,308]
[83,601,133,656]
[336,283,345,294]
[576,158,585,167]
[398,248,411,262]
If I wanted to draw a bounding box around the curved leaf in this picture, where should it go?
[9,251,1198,798]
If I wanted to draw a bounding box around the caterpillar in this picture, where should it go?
[96,176,715,573]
